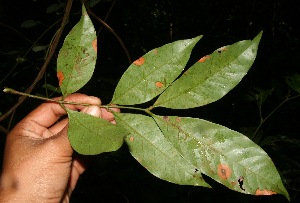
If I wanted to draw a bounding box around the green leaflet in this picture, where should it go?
[286,73,300,94]
[153,32,262,109]
[57,5,97,97]
[114,112,211,187]
[111,36,202,105]
[153,115,289,199]
[67,110,128,155]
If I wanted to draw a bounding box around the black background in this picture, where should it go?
[1,0,299,202]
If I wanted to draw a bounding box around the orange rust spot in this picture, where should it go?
[153,49,158,54]
[255,189,277,196]
[92,39,97,52]
[155,81,164,88]
[176,117,181,122]
[57,71,65,86]
[163,116,169,121]
[217,163,232,180]
[133,57,145,66]
[231,181,237,186]
[217,46,228,53]
[198,55,211,63]
[129,136,134,142]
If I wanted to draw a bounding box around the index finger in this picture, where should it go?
[22,93,101,128]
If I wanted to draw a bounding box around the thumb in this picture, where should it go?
[81,105,102,117]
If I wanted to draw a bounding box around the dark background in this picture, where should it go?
[0,0,299,202]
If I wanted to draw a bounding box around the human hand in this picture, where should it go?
[0,93,118,203]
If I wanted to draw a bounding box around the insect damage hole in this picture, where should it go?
[238,176,245,191]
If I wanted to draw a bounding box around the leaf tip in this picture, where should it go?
[253,31,263,43]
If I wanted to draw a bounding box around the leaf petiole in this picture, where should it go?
[3,87,147,112]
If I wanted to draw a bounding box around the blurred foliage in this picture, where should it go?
[1,0,300,202]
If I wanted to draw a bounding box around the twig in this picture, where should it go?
[252,94,300,139]
[0,0,73,123]
[4,87,147,113]
[0,18,62,85]
[97,0,116,35]
[83,0,132,64]
[0,22,35,44]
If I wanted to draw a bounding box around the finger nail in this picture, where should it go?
[83,106,101,117]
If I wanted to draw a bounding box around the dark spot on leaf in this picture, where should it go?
[255,189,277,196]
[198,55,211,62]
[217,163,232,180]
[238,176,245,191]
[195,168,199,173]
[92,39,97,52]
[155,81,164,88]
[133,57,145,66]
[57,71,64,86]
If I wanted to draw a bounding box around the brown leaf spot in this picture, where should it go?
[92,39,97,52]
[217,163,232,180]
[198,55,211,63]
[231,181,237,186]
[153,49,158,54]
[129,136,134,142]
[217,46,228,53]
[133,57,145,66]
[255,189,277,196]
[155,81,164,88]
[176,117,181,122]
[57,71,65,86]
[163,116,169,121]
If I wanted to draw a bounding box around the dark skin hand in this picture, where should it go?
[0,93,119,203]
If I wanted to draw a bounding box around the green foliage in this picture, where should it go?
[286,74,300,94]
[111,36,202,105]
[55,4,289,200]
[153,115,288,197]
[115,113,211,187]
[67,109,127,155]
[57,6,97,97]
[154,34,262,109]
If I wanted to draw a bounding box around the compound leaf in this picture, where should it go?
[153,115,289,200]
[57,5,97,97]
[114,112,211,187]
[67,110,127,155]
[111,36,202,105]
[154,32,262,109]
